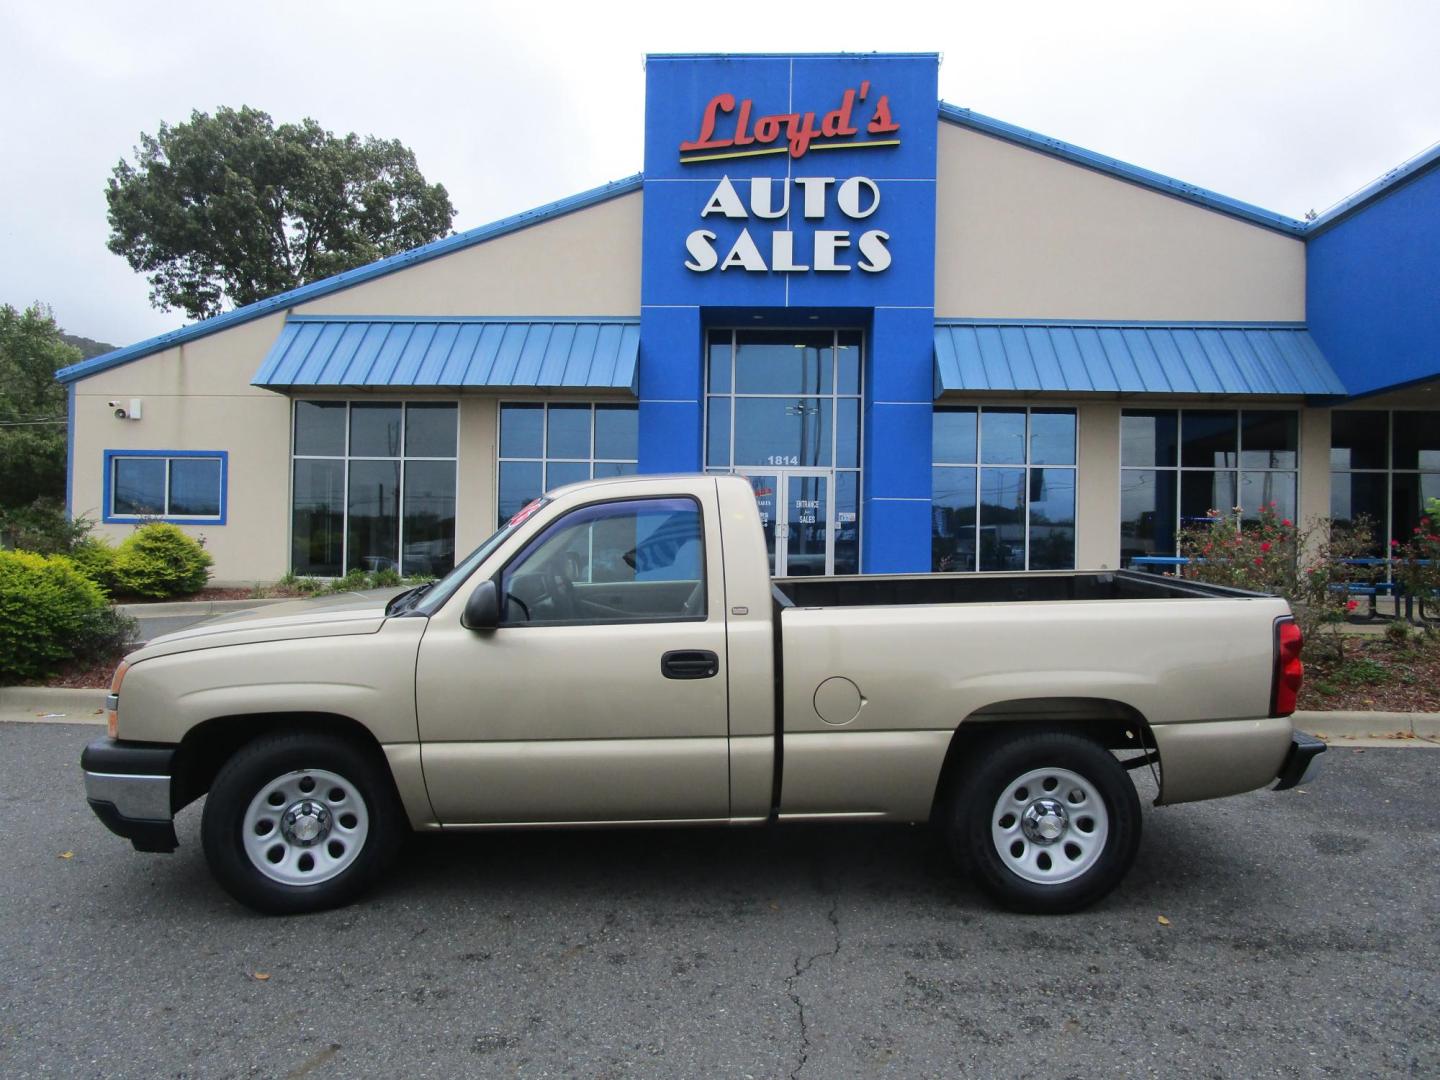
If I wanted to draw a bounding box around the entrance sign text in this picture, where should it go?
[683,176,892,274]
[679,81,900,164]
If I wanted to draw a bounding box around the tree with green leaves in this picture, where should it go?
[106,106,456,321]
[0,303,77,510]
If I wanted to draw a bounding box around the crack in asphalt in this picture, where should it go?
[785,897,842,1080]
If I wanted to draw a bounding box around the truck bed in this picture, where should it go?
[773,569,1263,609]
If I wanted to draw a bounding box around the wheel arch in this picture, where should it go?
[171,712,390,814]
[929,697,1157,822]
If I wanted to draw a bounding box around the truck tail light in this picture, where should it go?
[106,660,129,739]
[1270,618,1303,718]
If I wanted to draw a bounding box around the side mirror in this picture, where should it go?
[461,580,500,631]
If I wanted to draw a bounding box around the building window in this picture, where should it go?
[1120,409,1298,563]
[291,400,457,577]
[1331,410,1440,554]
[704,329,863,575]
[104,450,227,524]
[932,407,1076,572]
[497,402,638,527]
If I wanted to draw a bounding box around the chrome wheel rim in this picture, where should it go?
[242,768,369,886]
[991,766,1108,885]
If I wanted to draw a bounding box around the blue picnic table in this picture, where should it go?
[1127,554,1433,621]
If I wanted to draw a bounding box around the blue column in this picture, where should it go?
[637,306,703,473]
[862,306,933,573]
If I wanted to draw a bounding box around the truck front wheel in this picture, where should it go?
[201,731,404,915]
[948,730,1141,914]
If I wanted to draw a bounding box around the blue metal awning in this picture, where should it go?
[933,321,1347,397]
[253,317,639,391]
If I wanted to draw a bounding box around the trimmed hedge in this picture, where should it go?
[0,550,132,681]
[111,523,213,599]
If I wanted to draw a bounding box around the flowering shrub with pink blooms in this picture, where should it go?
[1175,504,1377,660]
[1395,497,1440,609]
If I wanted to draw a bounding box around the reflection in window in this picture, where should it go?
[496,402,638,527]
[499,497,705,625]
[1331,410,1440,559]
[1120,408,1297,565]
[705,329,863,574]
[931,407,1076,572]
[109,453,225,522]
[292,400,457,576]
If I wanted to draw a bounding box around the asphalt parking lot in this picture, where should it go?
[2,722,1437,1079]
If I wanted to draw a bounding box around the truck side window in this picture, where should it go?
[498,497,706,625]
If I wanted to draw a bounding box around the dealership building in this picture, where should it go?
[58,53,1440,583]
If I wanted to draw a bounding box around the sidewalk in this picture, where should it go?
[3,685,1438,743]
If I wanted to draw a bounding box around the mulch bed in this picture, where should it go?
[1299,631,1440,712]
[41,652,127,690]
[114,586,258,604]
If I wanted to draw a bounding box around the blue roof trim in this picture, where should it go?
[648,52,938,60]
[55,174,645,385]
[934,320,1347,398]
[253,317,641,392]
[1305,140,1440,237]
[938,103,1308,236]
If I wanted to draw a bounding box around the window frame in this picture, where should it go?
[931,406,1078,573]
[1330,408,1440,564]
[289,398,460,577]
[702,328,865,575]
[103,449,228,525]
[1118,407,1301,562]
[495,400,639,528]
[493,494,709,628]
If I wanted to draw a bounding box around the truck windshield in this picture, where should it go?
[411,497,551,616]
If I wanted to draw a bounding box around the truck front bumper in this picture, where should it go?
[1273,731,1326,791]
[81,737,178,853]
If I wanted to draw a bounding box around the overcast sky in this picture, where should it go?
[3,0,1436,346]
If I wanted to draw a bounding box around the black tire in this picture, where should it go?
[947,728,1141,914]
[201,731,405,915]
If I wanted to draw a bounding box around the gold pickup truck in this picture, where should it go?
[82,474,1322,915]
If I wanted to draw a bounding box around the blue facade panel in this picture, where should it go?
[1307,161,1440,397]
[642,53,940,573]
[638,306,703,472]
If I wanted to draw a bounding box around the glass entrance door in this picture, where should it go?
[741,471,833,576]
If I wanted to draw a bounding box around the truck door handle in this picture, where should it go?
[661,650,719,680]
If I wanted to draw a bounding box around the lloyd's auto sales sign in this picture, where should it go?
[679,81,897,274]
[641,54,938,309]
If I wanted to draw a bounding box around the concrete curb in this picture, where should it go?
[0,686,108,724]
[1293,709,1440,744]
[114,597,292,617]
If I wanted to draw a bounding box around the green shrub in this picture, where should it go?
[0,550,133,681]
[70,537,119,594]
[111,523,213,598]
[0,498,95,556]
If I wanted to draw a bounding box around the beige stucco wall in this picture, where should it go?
[72,313,293,582]
[934,123,1306,321]
[294,191,642,318]
[1076,402,1121,568]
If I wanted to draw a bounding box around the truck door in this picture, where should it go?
[415,495,731,824]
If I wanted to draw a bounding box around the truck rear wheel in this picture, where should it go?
[948,729,1141,914]
[201,731,404,915]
